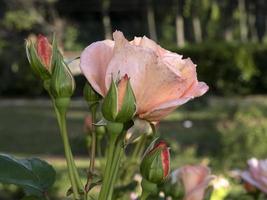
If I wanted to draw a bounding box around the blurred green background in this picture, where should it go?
[1,0,267,199]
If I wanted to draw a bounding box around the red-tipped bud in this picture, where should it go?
[36,34,52,71]
[140,141,170,184]
[26,34,53,81]
[102,75,136,123]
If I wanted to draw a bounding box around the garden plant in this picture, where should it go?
[1,31,267,200]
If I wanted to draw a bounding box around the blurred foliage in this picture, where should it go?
[219,104,267,168]
[173,43,266,95]
[0,0,267,96]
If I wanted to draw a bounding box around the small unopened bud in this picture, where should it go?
[140,141,170,184]
[50,53,75,99]
[25,34,52,80]
[102,75,136,123]
[83,82,102,106]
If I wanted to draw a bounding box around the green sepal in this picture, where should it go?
[50,52,75,99]
[83,82,102,106]
[51,33,59,69]
[141,178,158,197]
[25,40,50,80]
[54,97,71,114]
[116,80,136,123]
[106,121,124,138]
[102,79,118,121]
[140,149,165,184]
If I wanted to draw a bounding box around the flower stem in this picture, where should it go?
[98,135,116,200]
[106,139,124,199]
[140,191,150,200]
[98,126,125,200]
[122,134,147,184]
[85,104,97,193]
[53,98,83,200]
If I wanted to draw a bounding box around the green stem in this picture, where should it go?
[97,138,102,157]
[107,139,124,199]
[85,130,96,191]
[122,134,147,184]
[132,134,147,159]
[69,148,84,192]
[55,107,80,200]
[140,191,150,200]
[98,135,117,200]
[85,104,97,193]
[53,98,84,199]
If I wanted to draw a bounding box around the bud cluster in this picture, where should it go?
[26,34,75,99]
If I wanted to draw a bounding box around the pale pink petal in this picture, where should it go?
[182,81,209,98]
[241,171,267,193]
[130,37,142,45]
[117,74,129,111]
[80,40,114,96]
[139,98,191,122]
[140,82,208,122]
[131,35,169,56]
[180,166,210,193]
[106,31,195,119]
[178,165,214,200]
[161,52,186,76]
[184,175,215,200]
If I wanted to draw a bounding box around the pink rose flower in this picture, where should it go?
[178,165,215,200]
[241,158,267,193]
[80,31,208,122]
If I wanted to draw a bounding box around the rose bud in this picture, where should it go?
[178,165,215,200]
[83,82,102,107]
[140,141,170,184]
[102,74,136,123]
[50,51,75,99]
[26,34,52,81]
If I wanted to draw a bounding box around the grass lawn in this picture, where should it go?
[0,96,229,155]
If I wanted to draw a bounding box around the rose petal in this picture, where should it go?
[180,165,210,193]
[106,31,195,119]
[182,81,209,98]
[140,82,208,122]
[184,175,215,200]
[80,40,114,96]
[117,74,129,111]
[241,171,267,193]
[37,34,52,71]
[139,97,191,122]
[130,36,142,45]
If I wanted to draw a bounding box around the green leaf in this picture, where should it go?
[21,196,46,200]
[0,154,56,197]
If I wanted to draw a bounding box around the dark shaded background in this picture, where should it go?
[1,0,267,97]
